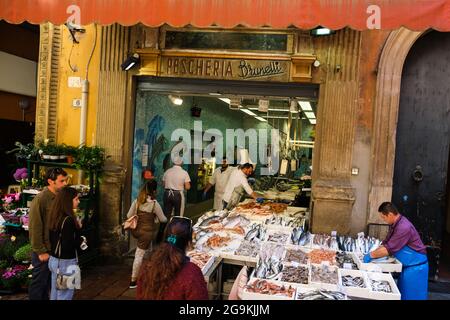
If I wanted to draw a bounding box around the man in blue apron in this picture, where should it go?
[363,202,428,300]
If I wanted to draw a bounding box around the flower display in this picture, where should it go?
[13,168,28,181]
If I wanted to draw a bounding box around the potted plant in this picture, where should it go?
[13,244,32,264]
[65,145,78,164]
[6,142,39,164]
[73,145,109,172]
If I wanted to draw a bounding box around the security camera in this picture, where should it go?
[65,22,86,44]
[65,22,85,33]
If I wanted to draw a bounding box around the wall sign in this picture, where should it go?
[160,56,290,82]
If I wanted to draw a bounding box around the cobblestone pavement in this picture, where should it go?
[2,258,450,300]
[0,260,135,301]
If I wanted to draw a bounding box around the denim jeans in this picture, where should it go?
[48,256,79,300]
[29,252,51,300]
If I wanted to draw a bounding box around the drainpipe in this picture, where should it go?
[78,79,89,184]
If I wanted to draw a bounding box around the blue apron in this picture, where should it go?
[393,245,428,300]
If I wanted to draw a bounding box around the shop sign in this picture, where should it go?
[160,56,290,82]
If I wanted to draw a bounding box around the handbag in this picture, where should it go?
[55,217,81,290]
[123,200,139,230]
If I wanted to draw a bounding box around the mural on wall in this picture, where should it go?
[145,114,167,175]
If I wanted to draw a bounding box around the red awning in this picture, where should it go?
[1,0,450,31]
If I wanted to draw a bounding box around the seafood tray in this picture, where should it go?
[338,269,371,299]
[253,242,286,280]
[336,251,358,270]
[241,278,296,300]
[264,229,292,244]
[282,245,310,265]
[194,231,242,255]
[280,264,310,284]
[366,272,401,300]
[220,240,260,264]
[308,249,337,265]
[310,264,339,291]
[186,250,216,275]
[295,288,348,300]
[353,252,403,273]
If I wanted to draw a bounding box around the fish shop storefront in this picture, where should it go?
[125,26,404,300]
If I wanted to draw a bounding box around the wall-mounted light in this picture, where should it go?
[121,53,140,71]
[310,27,335,36]
[169,95,183,105]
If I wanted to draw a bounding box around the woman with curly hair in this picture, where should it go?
[136,216,208,300]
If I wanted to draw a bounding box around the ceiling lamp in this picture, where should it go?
[168,95,183,105]
[304,111,316,119]
[309,119,317,125]
[241,109,257,116]
[255,116,267,122]
[298,101,313,111]
[258,99,269,112]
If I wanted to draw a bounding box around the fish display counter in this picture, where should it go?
[191,199,402,300]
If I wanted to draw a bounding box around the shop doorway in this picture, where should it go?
[0,21,39,191]
[127,77,319,250]
[392,31,450,280]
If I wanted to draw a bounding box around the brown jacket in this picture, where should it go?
[28,188,55,254]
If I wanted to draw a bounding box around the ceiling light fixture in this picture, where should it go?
[241,109,257,116]
[255,116,267,122]
[219,98,231,104]
[304,111,316,119]
[298,101,313,111]
[169,95,183,105]
[309,119,317,124]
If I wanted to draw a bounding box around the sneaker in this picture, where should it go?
[129,281,137,289]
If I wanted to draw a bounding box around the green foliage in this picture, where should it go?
[73,145,109,172]
[13,244,32,262]
[6,141,39,162]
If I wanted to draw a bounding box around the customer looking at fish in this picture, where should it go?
[222,163,262,210]
[137,216,208,300]
[363,202,428,300]
[127,180,167,289]
[203,156,236,210]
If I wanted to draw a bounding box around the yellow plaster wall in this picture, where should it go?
[56,24,101,147]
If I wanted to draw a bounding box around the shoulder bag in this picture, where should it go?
[55,217,81,290]
[123,200,139,230]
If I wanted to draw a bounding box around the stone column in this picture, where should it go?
[35,23,61,142]
[310,29,361,234]
[95,24,130,256]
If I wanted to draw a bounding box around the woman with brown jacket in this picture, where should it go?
[127,180,167,288]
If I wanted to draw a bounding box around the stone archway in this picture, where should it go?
[367,28,425,223]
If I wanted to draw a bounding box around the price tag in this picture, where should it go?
[343,263,353,270]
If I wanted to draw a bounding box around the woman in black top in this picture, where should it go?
[47,186,84,300]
